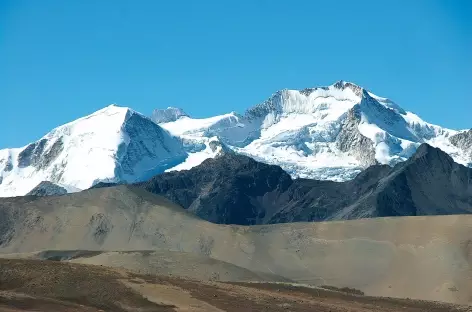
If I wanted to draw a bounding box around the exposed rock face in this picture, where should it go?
[18,139,48,168]
[26,181,68,197]
[137,143,472,225]
[336,105,377,167]
[0,154,13,174]
[151,107,189,124]
[89,182,120,189]
[244,90,284,121]
[333,80,364,96]
[450,129,472,160]
[16,137,65,171]
[208,139,233,156]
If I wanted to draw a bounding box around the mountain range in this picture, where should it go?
[137,143,472,224]
[12,141,472,225]
[1,80,471,197]
[1,78,472,305]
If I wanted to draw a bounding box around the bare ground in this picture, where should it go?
[0,258,469,312]
[2,187,471,304]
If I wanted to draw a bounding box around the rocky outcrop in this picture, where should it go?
[26,181,68,197]
[0,153,13,174]
[151,107,188,124]
[336,105,377,167]
[17,138,64,171]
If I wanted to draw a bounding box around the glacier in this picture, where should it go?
[158,80,470,180]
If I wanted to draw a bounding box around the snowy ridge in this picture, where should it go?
[165,136,231,172]
[157,80,469,180]
[1,81,470,197]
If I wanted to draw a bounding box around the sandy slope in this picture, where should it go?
[0,185,471,304]
[0,258,468,312]
[2,249,289,283]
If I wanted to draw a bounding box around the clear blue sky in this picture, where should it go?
[1,0,470,148]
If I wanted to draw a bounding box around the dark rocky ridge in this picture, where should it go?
[26,181,68,197]
[136,143,472,225]
[137,154,293,224]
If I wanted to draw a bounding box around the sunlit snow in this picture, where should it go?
[1,81,470,197]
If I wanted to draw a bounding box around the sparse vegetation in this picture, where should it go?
[0,258,466,312]
[320,285,365,295]
[0,258,174,312]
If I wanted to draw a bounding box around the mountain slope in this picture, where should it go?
[1,80,470,197]
[137,143,472,225]
[0,185,470,304]
[153,110,250,172]
[283,144,472,222]
[138,153,293,224]
[0,105,186,196]
[157,81,470,181]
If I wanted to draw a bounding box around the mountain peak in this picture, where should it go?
[96,103,130,113]
[91,104,160,125]
[1,81,470,198]
[332,80,353,88]
[331,80,364,97]
[151,107,189,124]
[0,104,185,197]
[245,80,367,120]
[411,143,449,160]
[399,143,458,171]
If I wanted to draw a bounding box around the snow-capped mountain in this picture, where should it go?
[0,105,185,197]
[151,107,189,123]
[1,80,470,197]
[157,80,470,180]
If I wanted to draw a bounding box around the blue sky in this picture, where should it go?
[0,0,470,148]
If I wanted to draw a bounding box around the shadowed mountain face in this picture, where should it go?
[373,144,472,216]
[137,144,472,225]
[137,154,293,224]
